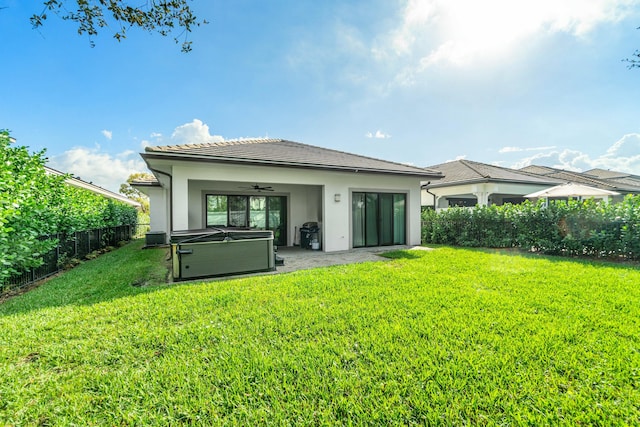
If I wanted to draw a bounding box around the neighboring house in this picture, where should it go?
[422,160,562,209]
[133,138,442,252]
[520,165,640,201]
[45,166,141,208]
[583,168,640,187]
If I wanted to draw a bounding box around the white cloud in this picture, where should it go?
[445,154,467,163]
[604,133,640,158]
[375,0,639,80]
[118,150,135,158]
[101,130,113,140]
[141,131,164,150]
[499,145,557,153]
[48,146,148,193]
[365,130,392,139]
[509,133,640,174]
[46,125,211,193]
[285,0,638,94]
[171,119,224,145]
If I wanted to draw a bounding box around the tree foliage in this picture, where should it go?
[625,51,640,68]
[0,130,65,281]
[30,0,206,52]
[624,26,640,68]
[1,130,138,284]
[119,172,151,213]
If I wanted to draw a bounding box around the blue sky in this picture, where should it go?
[2,0,640,191]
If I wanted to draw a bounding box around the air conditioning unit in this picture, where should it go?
[145,231,167,246]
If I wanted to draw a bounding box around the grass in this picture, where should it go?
[1,241,639,425]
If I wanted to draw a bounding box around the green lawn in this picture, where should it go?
[1,241,639,425]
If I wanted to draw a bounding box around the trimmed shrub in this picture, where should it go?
[1,130,138,285]
[422,196,640,260]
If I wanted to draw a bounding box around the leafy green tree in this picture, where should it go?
[625,51,640,68]
[0,130,66,283]
[1,130,140,286]
[625,26,640,68]
[29,0,207,52]
[119,172,151,213]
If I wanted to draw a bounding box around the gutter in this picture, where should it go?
[421,181,437,209]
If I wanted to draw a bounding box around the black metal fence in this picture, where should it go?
[2,225,134,295]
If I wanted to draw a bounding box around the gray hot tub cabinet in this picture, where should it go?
[171,229,275,280]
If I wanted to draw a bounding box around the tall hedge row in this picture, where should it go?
[422,196,640,260]
[0,130,138,283]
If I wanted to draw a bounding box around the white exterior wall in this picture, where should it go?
[161,161,423,252]
[145,187,169,233]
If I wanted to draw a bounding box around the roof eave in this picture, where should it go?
[141,152,443,179]
[130,180,162,188]
[425,177,560,188]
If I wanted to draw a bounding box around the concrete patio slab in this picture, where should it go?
[274,245,430,274]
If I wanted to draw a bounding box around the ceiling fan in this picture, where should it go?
[239,183,274,192]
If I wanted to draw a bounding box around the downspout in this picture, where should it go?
[421,181,437,210]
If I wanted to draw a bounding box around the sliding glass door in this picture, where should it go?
[206,194,287,246]
[352,192,406,248]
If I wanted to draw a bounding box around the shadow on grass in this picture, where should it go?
[455,246,640,271]
[0,240,173,317]
[378,250,425,260]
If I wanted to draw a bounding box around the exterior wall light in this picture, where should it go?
[334,193,341,202]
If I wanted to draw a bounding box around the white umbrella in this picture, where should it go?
[524,182,620,199]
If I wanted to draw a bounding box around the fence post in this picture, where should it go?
[55,233,60,274]
[2,223,138,297]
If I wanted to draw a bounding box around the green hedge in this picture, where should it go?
[0,130,138,284]
[422,196,640,260]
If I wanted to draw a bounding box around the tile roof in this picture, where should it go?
[520,165,640,193]
[130,175,161,187]
[583,168,631,179]
[45,166,142,207]
[583,168,640,190]
[143,138,442,177]
[424,160,561,187]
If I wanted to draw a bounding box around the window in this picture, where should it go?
[352,192,406,247]
[228,196,247,227]
[206,195,227,227]
[206,194,287,246]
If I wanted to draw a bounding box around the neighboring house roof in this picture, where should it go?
[583,168,640,190]
[519,165,640,193]
[45,166,141,208]
[583,168,639,179]
[424,160,561,188]
[130,174,162,187]
[142,138,443,178]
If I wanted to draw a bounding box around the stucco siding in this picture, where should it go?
[162,161,422,252]
[146,186,169,234]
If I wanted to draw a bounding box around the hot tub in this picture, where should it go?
[171,228,275,280]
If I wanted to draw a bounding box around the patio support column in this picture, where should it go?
[172,173,189,231]
[323,183,350,252]
[474,191,489,206]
